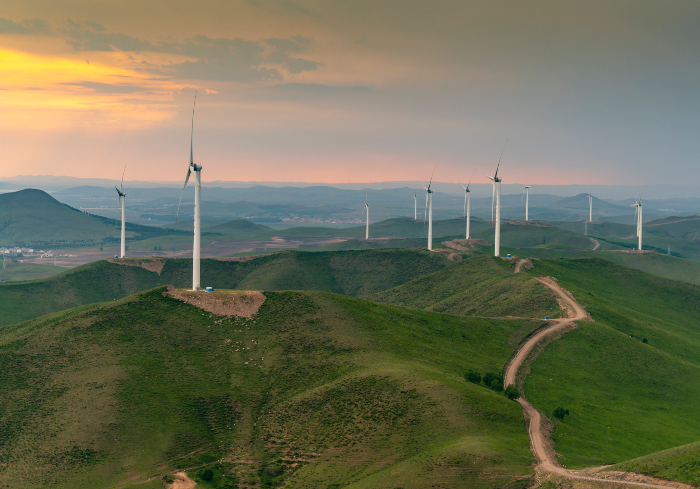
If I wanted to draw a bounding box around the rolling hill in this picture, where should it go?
[472,221,593,250]
[522,257,700,468]
[371,255,563,319]
[0,249,451,327]
[0,287,539,488]
[0,189,125,246]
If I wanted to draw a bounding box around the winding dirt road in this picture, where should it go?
[589,237,601,250]
[507,270,681,488]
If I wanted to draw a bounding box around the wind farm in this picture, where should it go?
[1,2,700,489]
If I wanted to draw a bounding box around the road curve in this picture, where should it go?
[590,237,601,250]
[506,273,679,488]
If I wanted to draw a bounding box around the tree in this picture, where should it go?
[465,370,481,384]
[505,385,519,400]
[197,469,214,482]
[643,338,648,344]
[483,372,504,391]
[553,407,569,420]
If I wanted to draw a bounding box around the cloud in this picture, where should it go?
[274,83,373,93]
[59,81,149,94]
[0,18,49,35]
[61,21,322,82]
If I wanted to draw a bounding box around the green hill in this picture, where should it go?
[0,287,538,488]
[0,249,450,328]
[473,222,593,250]
[607,440,700,486]
[644,215,700,239]
[371,255,562,319]
[522,258,700,468]
[0,189,126,246]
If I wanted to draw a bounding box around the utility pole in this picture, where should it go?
[668,245,671,256]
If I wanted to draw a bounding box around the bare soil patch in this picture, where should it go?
[508,220,551,227]
[169,471,196,489]
[107,257,168,275]
[164,286,266,318]
[441,238,491,251]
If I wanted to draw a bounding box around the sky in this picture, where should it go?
[1,0,699,186]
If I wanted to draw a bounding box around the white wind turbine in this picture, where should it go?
[364,195,370,240]
[631,196,643,251]
[114,164,127,258]
[422,165,437,251]
[522,185,530,221]
[412,193,417,220]
[487,140,507,257]
[176,92,203,291]
[460,170,475,239]
[588,193,593,222]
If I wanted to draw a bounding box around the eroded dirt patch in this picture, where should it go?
[169,471,196,489]
[107,257,168,275]
[165,286,266,318]
[441,238,491,251]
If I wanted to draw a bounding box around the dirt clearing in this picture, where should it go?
[165,286,266,318]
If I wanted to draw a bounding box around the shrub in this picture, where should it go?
[643,338,648,344]
[197,468,214,482]
[553,407,569,420]
[483,372,504,391]
[505,385,520,400]
[465,370,481,384]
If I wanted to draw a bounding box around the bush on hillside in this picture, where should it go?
[197,468,214,482]
[465,370,482,384]
[643,338,648,344]
[483,372,504,392]
[553,407,569,420]
[505,385,520,400]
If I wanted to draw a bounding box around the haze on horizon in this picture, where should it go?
[1,0,698,187]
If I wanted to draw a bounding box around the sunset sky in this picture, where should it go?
[1,0,699,185]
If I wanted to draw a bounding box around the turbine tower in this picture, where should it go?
[631,197,643,251]
[460,170,475,239]
[589,193,593,222]
[522,185,530,221]
[422,166,436,251]
[364,195,370,240]
[176,92,202,291]
[412,193,417,220]
[114,164,127,258]
[487,140,507,257]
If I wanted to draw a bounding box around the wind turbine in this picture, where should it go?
[460,170,475,239]
[631,196,643,251]
[588,193,593,222]
[364,194,370,240]
[114,165,127,258]
[422,165,437,251]
[412,193,417,220]
[176,91,203,291]
[487,140,507,257]
[521,185,530,221]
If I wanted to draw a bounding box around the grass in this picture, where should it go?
[0,287,540,488]
[0,249,451,328]
[0,263,70,282]
[473,222,593,250]
[607,440,700,486]
[371,255,562,319]
[521,258,700,468]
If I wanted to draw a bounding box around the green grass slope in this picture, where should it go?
[0,288,539,488]
[371,255,562,319]
[473,222,593,250]
[0,249,450,328]
[0,263,70,283]
[0,189,125,245]
[607,440,700,486]
[645,215,700,239]
[522,258,700,468]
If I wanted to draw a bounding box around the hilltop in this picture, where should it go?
[0,189,124,246]
[0,287,539,488]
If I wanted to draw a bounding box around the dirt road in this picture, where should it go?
[589,237,600,250]
[507,270,681,488]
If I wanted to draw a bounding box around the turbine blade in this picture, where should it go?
[495,138,508,180]
[428,163,437,190]
[120,163,127,192]
[176,169,191,223]
[486,175,494,181]
[190,90,197,165]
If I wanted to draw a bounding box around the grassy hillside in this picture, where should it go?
[371,255,562,319]
[0,189,125,246]
[0,263,70,283]
[473,222,593,250]
[0,249,451,328]
[645,215,700,239]
[608,440,700,486]
[522,258,700,468]
[0,288,538,488]
[205,219,274,235]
